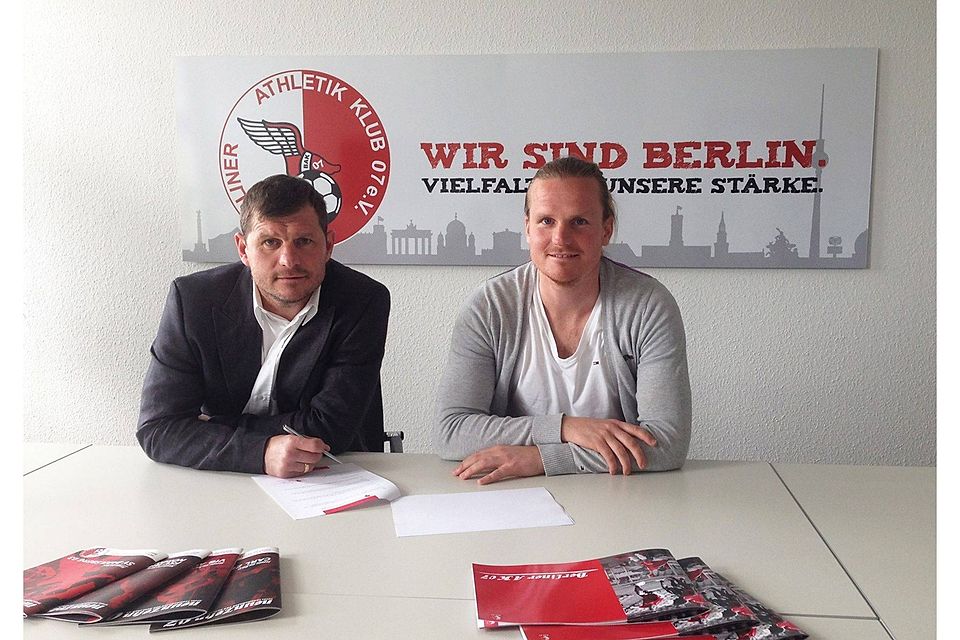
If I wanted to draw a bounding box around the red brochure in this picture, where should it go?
[704,566,807,640]
[98,548,241,625]
[516,557,805,640]
[23,548,165,617]
[474,548,706,628]
[150,547,281,631]
[521,632,740,640]
[37,550,208,623]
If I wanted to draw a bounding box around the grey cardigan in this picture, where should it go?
[436,258,691,476]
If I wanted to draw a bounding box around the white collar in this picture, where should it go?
[252,283,321,327]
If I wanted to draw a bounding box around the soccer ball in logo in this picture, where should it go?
[306,172,342,222]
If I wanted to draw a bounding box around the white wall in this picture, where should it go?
[24,0,936,466]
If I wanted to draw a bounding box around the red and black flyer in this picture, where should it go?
[37,550,209,623]
[521,632,740,640]
[474,548,706,628]
[674,558,766,637]
[98,548,241,626]
[150,547,281,632]
[516,556,806,640]
[23,548,166,617]
[517,556,759,640]
[705,567,807,640]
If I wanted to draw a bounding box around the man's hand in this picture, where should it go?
[560,416,657,475]
[264,434,331,478]
[453,445,545,485]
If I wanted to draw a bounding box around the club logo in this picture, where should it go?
[220,70,390,243]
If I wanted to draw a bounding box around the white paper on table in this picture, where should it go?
[391,487,574,537]
[252,463,401,520]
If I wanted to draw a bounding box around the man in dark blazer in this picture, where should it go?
[137,174,390,477]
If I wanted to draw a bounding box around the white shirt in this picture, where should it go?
[510,278,622,421]
[242,285,322,415]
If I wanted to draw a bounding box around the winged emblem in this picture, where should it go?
[237,118,343,220]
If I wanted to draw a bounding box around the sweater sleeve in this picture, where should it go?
[631,280,692,471]
[435,285,562,461]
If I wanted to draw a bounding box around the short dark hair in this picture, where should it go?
[239,174,328,235]
[524,156,616,223]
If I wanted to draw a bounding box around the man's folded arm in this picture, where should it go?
[436,294,562,460]
[137,282,273,473]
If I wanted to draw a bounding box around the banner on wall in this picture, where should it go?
[176,49,877,268]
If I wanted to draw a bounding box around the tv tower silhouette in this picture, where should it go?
[194,210,206,253]
[809,85,829,259]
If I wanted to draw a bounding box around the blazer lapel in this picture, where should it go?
[276,290,335,409]
[213,268,263,405]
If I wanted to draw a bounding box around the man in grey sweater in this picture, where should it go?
[436,157,691,484]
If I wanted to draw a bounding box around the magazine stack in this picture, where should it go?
[472,548,807,640]
[23,546,281,632]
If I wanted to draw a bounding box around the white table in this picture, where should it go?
[22,447,932,638]
[23,442,90,475]
[774,463,935,640]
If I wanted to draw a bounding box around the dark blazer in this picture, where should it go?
[137,260,390,473]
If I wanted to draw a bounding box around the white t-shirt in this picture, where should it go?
[242,285,321,415]
[509,280,623,421]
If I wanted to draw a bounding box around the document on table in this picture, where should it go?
[391,487,574,537]
[253,463,401,520]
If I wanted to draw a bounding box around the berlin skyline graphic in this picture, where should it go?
[184,88,869,269]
